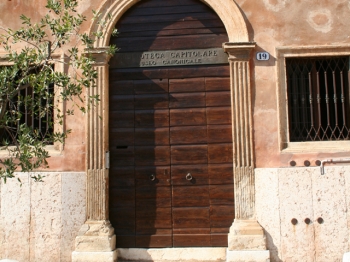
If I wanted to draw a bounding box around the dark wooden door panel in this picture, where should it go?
[135,93,169,109]
[136,197,172,208]
[110,110,134,128]
[110,146,134,166]
[110,80,133,95]
[206,91,231,107]
[135,146,170,166]
[135,109,169,127]
[136,185,172,200]
[169,92,205,108]
[208,143,233,164]
[211,234,228,247]
[208,164,234,185]
[135,166,171,187]
[170,108,206,126]
[134,79,169,94]
[171,145,207,165]
[136,207,172,231]
[210,185,234,206]
[136,235,172,248]
[109,95,134,110]
[110,187,135,208]
[135,128,169,145]
[169,78,205,93]
[115,235,135,248]
[172,185,209,207]
[172,207,210,228]
[110,128,134,146]
[173,234,211,247]
[170,126,207,145]
[171,164,208,185]
[110,207,135,234]
[207,125,232,143]
[206,107,231,125]
[210,205,235,228]
[205,77,230,91]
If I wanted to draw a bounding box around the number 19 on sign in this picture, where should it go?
[256,52,270,61]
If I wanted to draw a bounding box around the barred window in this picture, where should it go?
[286,56,350,142]
[0,71,54,146]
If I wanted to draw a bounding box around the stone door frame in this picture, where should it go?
[72,1,268,261]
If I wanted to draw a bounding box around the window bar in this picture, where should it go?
[292,72,300,139]
[308,72,315,138]
[300,67,307,137]
[331,71,339,139]
[324,71,331,130]
[316,71,322,139]
[340,71,347,136]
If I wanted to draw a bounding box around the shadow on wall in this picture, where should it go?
[265,230,282,262]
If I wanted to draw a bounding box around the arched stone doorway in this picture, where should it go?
[73,0,268,261]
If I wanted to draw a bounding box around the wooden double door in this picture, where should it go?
[109,65,234,247]
[108,0,234,248]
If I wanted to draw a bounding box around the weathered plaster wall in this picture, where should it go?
[234,0,350,168]
[0,172,86,262]
[256,166,350,262]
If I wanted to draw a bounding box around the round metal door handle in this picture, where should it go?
[150,174,156,181]
[186,173,193,181]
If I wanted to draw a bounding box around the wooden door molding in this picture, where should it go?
[89,0,249,48]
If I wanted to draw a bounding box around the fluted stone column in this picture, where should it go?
[223,43,269,262]
[72,47,117,262]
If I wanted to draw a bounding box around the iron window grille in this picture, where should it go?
[286,56,350,142]
[0,74,54,146]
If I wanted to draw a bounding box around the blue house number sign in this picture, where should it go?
[256,52,270,61]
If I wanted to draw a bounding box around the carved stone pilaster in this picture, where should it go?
[72,48,117,262]
[223,43,267,257]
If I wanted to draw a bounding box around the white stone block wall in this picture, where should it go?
[256,166,350,262]
[0,172,86,262]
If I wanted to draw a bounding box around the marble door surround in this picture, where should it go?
[72,1,269,261]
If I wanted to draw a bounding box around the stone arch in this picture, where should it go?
[89,0,249,47]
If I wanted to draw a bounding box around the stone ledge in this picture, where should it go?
[72,251,117,262]
[226,250,270,262]
[118,248,226,262]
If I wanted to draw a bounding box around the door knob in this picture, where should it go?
[150,174,156,181]
[186,173,193,181]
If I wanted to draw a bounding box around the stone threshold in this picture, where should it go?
[117,248,226,262]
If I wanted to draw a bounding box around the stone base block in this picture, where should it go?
[343,252,350,262]
[228,235,266,251]
[72,251,117,262]
[75,235,116,252]
[226,250,270,262]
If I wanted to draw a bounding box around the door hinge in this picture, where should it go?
[105,151,110,169]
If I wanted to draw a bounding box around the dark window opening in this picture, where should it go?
[0,68,54,146]
[286,56,350,142]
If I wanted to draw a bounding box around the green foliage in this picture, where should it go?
[0,0,116,183]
